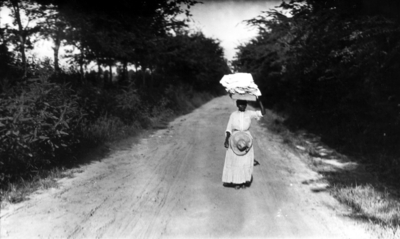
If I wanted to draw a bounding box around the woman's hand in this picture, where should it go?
[224,140,229,148]
[224,132,231,148]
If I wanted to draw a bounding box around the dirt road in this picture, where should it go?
[1,96,370,239]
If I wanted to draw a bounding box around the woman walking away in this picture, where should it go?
[223,98,266,189]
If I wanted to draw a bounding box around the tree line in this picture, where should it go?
[232,0,400,183]
[0,0,229,88]
[0,0,230,189]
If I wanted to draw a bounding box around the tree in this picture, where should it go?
[0,2,15,85]
[5,0,40,78]
[0,0,200,84]
[35,4,68,72]
[153,31,230,92]
[43,0,199,85]
[233,0,400,180]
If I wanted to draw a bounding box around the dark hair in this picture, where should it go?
[236,100,247,105]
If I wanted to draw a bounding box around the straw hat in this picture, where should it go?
[230,131,253,156]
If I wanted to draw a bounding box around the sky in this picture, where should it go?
[186,0,282,61]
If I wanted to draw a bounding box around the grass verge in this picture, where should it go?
[259,109,400,239]
[1,167,81,207]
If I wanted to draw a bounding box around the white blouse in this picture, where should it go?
[225,110,262,136]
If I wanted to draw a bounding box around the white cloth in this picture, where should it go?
[219,73,262,96]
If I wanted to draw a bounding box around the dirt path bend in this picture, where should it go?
[1,96,370,239]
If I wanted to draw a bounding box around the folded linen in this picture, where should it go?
[220,73,261,96]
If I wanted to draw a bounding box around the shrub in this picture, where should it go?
[0,80,85,184]
[0,71,217,189]
[114,87,152,128]
[83,114,140,143]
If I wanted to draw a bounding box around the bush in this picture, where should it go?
[0,55,223,191]
[0,80,84,183]
[114,87,152,128]
[83,114,140,143]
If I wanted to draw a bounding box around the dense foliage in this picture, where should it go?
[0,0,230,188]
[233,0,400,182]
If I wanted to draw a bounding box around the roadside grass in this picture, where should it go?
[0,90,215,208]
[332,184,400,238]
[85,115,141,143]
[259,110,400,239]
[1,167,72,207]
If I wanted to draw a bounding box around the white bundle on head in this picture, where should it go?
[220,73,261,96]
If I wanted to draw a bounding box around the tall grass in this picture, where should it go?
[83,115,140,143]
[260,108,400,239]
[332,184,400,239]
[333,185,400,224]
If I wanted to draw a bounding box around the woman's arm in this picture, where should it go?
[258,98,266,115]
[224,113,233,148]
[224,132,231,148]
